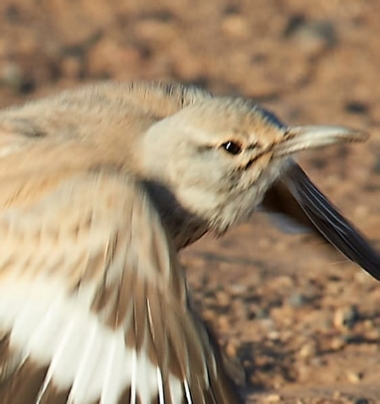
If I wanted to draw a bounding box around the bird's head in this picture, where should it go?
[139,96,367,237]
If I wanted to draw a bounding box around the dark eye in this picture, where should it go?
[221,141,242,155]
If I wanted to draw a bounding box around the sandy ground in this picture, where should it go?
[0,1,380,403]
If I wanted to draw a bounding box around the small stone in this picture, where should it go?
[285,17,337,52]
[373,155,380,175]
[228,283,247,296]
[330,337,345,351]
[346,370,362,384]
[299,341,317,358]
[202,309,215,322]
[61,56,82,79]
[221,15,250,39]
[288,292,308,308]
[332,390,342,399]
[231,299,248,319]
[333,305,360,329]
[217,315,230,332]
[255,307,270,319]
[354,398,370,404]
[1,62,23,89]
[268,330,280,340]
[215,290,230,306]
[345,100,369,115]
[225,340,237,358]
[263,394,281,402]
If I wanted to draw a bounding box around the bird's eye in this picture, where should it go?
[221,141,242,155]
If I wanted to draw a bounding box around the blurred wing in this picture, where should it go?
[260,176,314,234]
[0,170,241,404]
[263,163,380,281]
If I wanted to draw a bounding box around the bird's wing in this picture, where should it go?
[0,169,241,404]
[262,163,380,281]
[260,175,315,235]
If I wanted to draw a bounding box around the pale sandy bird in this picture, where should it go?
[0,82,378,404]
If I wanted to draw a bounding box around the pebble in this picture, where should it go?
[1,62,23,89]
[215,290,230,306]
[268,330,280,340]
[228,283,248,296]
[330,336,345,351]
[333,305,360,329]
[262,393,281,402]
[284,17,337,53]
[333,390,342,399]
[288,292,308,308]
[221,15,250,39]
[225,340,237,358]
[346,370,362,384]
[298,341,317,358]
[217,315,230,332]
[354,398,370,404]
[231,298,248,319]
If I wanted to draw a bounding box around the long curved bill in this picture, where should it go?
[273,125,369,156]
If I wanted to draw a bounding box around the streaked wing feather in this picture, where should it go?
[0,170,242,403]
[261,177,315,234]
[283,164,380,281]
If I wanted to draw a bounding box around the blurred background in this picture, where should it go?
[1,1,380,402]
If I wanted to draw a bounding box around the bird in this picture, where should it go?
[0,81,378,404]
